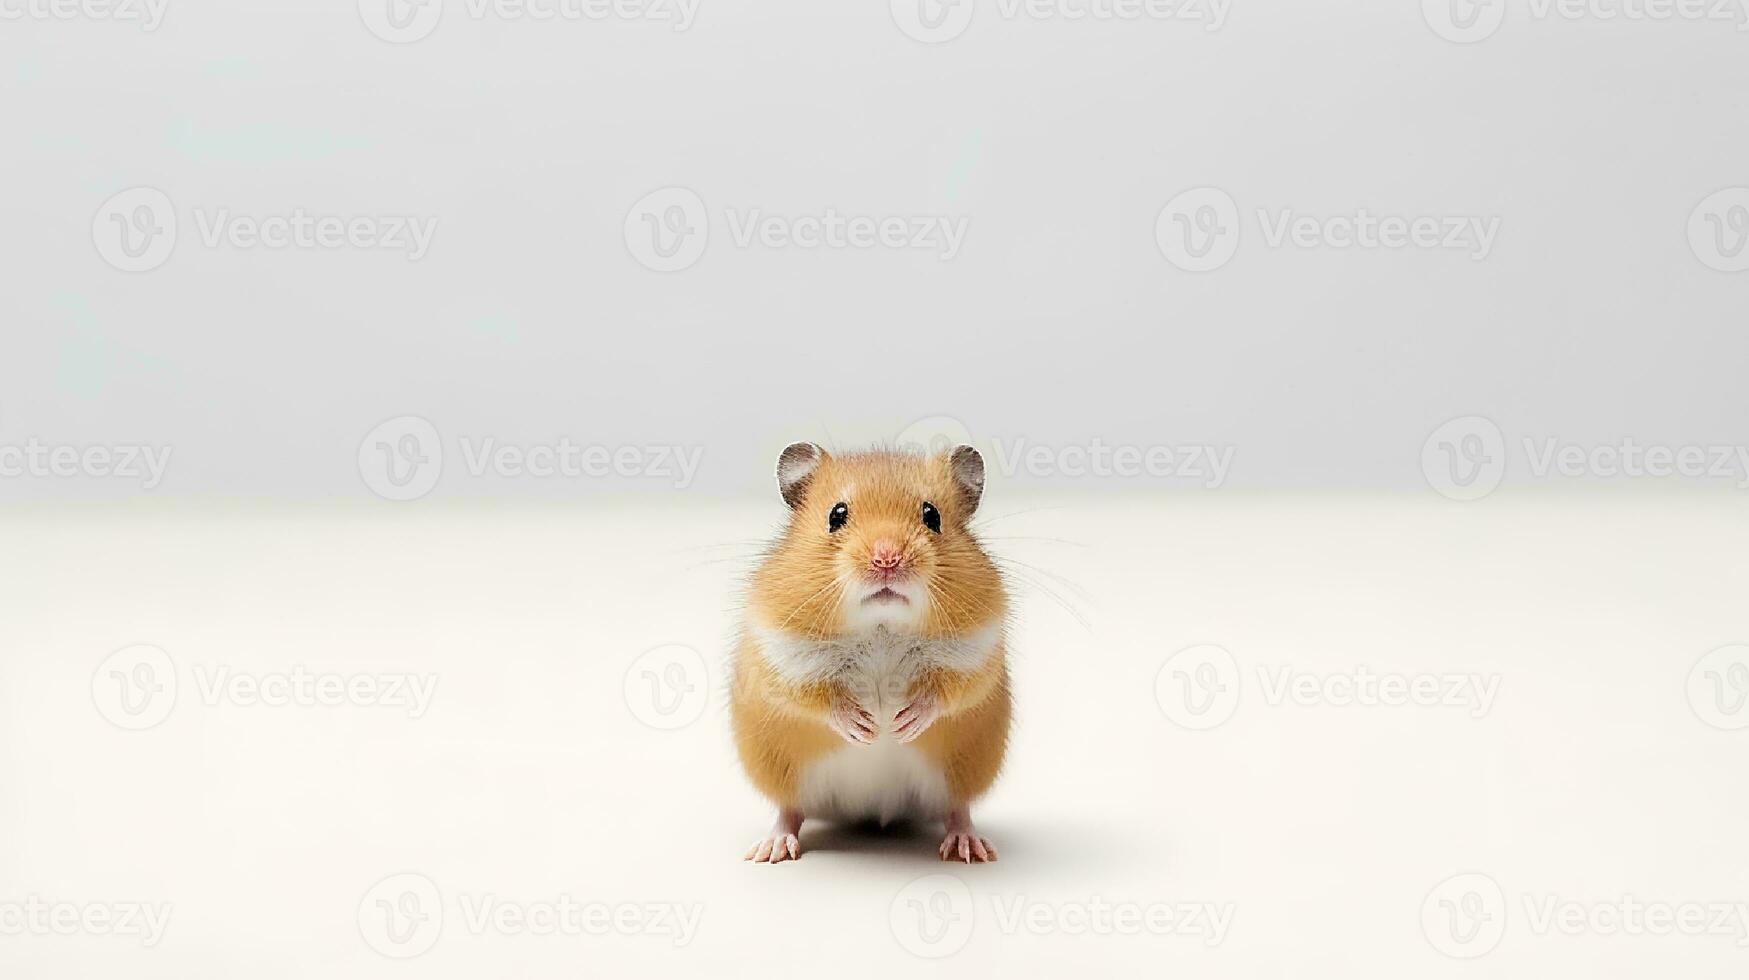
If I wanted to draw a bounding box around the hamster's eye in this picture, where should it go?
[921,500,941,534]
[828,502,849,533]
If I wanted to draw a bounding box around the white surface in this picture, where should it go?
[3,490,1746,977]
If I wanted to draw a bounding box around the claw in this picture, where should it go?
[893,691,940,743]
[937,830,997,864]
[746,832,801,864]
[828,697,878,744]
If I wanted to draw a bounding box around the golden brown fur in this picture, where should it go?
[731,447,1011,816]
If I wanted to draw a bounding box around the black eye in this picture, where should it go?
[828,502,849,533]
[921,501,941,533]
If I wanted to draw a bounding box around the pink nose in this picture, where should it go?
[869,543,904,571]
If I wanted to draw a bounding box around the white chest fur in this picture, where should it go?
[753,623,1000,823]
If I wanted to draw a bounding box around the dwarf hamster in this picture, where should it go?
[731,442,1011,863]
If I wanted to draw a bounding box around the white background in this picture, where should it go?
[3,0,1749,976]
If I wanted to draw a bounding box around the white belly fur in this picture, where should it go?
[798,738,949,824]
[795,639,950,824]
[755,622,1001,825]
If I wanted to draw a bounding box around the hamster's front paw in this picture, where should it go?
[893,690,941,743]
[825,696,877,745]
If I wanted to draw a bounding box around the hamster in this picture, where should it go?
[731,441,1011,864]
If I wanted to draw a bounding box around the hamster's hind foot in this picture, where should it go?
[938,807,997,863]
[745,808,805,864]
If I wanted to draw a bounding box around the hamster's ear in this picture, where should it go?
[777,442,825,509]
[947,445,985,515]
